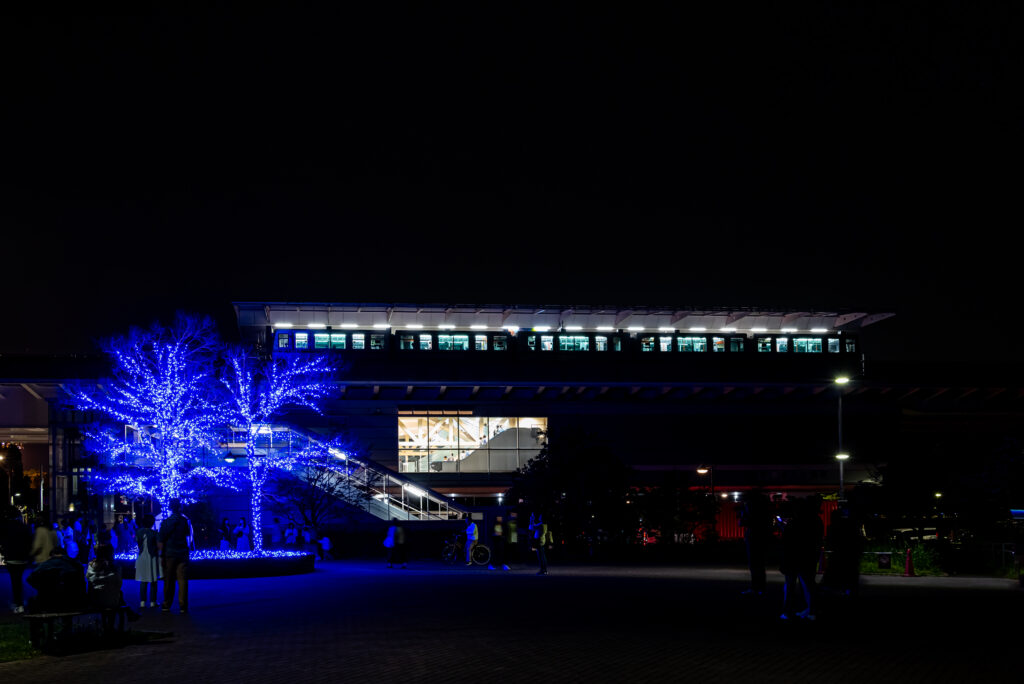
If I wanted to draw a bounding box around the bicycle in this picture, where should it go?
[442,534,491,566]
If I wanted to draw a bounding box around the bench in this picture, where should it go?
[22,606,130,651]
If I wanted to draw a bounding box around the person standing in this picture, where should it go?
[780,496,824,620]
[385,518,407,568]
[464,517,479,565]
[489,516,510,571]
[0,507,32,613]
[219,518,233,551]
[529,513,549,575]
[234,517,250,552]
[158,499,192,614]
[506,511,519,563]
[135,513,162,608]
[739,492,772,596]
[30,514,60,564]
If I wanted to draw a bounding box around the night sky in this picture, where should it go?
[2,6,1018,361]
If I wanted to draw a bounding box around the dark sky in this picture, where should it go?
[2,6,1018,361]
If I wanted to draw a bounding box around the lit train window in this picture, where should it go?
[528,335,536,350]
[352,333,365,350]
[475,335,488,351]
[419,334,433,350]
[757,338,771,352]
[640,336,655,352]
[659,336,672,352]
[314,333,329,349]
[595,336,608,351]
[775,337,788,353]
[677,336,707,352]
[295,332,309,350]
[493,335,507,351]
[540,335,554,351]
[400,334,415,350]
[729,337,745,352]
[713,337,725,352]
[277,333,290,349]
[559,335,590,351]
[330,333,346,349]
[845,339,856,353]
[370,334,385,350]
[828,338,840,353]
[794,338,822,353]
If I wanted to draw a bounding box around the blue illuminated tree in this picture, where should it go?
[220,349,335,552]
[73,315,237,510]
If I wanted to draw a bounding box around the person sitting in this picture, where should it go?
[87,543,136,634]
[26,546,87,613]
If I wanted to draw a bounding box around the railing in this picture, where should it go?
[224,424,467,521]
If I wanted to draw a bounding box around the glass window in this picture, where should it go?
[612,337,622,352]
[559,335,590,351]
[757,337,772,352]
[314,333,329,349]
[438,334,453,351]
[540,335,554,351]
[845,339,857,353]
[676,336,707,352]
[397,414,547,474]
[729,337,745,353]
[527,335,536,350]
[794,337,823,353]
[277,333,290,349]
[713,337,725,352]
[828,338,840,353]
[453,334,469,350]
[295,332,309,350]
[493,335,507,351]
[595,336,608,351]
[400,334,415,350]
[419,334,433,350]
[641,336,655,352]
[775,337,789,353]
[330,333,346,349]
[475,335,488,351]
[370,334,385,350]
[659,336,672,352]
[352,333,365,350]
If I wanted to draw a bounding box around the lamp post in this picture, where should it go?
[697,465,717,536]
[834,376,850,502]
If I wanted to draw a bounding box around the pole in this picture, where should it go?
[837,389,845,501]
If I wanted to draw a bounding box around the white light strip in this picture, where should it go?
[566,326,583,331]
[533,326,550,332]
[627,326,645,331]
[470,324,487,330]
[811,328,829,333]
[275,323,293,328]
[689,327,706,332]
[751,327,767,333]
[341,323,358,329]
[373,323,390,329]
[406,324,423,329]
[308,323,326,329]
[597,326,614,331]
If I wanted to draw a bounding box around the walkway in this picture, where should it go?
[2,561,1020,682]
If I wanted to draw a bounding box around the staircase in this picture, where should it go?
[224,425,467,521]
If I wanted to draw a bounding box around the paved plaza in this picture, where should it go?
[2,559,1021,682]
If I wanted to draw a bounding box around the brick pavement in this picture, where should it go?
[2,561,1021,682]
